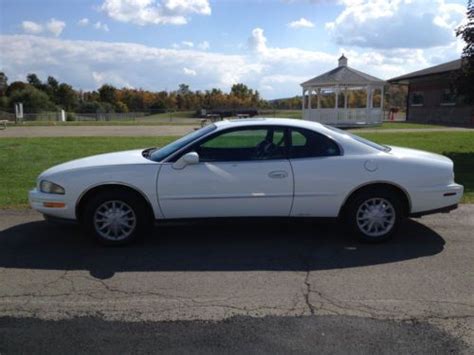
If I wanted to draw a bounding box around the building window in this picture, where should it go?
[410,91,424,106]
[441,88,456,106]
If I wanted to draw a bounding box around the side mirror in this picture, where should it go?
[172,152,200,169]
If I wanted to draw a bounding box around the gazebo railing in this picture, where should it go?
[303,108,383,126]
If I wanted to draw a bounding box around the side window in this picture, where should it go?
[289,129,340,158]
[411,91,424,106]
[194,127,287,162]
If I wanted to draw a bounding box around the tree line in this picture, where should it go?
[0,71,415,115]
[0,74,276,114]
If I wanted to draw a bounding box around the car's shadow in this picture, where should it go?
[0,218,444,279]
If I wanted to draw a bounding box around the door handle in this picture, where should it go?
[268,170,288,179]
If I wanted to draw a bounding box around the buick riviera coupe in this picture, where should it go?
[29,118,463,245]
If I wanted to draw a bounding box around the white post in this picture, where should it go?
[60,110,66,122]
[335,86,339,123]
[14,103,24,121]
[317,88,321,122]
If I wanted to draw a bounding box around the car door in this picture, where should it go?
[288,127,346,217]
[157,126,294,218]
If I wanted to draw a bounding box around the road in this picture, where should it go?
[0,206,473,353]
[0,125,471,137]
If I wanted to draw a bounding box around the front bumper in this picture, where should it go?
[29,188,75,220]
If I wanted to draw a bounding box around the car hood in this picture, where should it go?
[388,146,452,165]
[40,149,156,177]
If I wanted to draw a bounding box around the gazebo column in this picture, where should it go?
[307,88,311,109]
[316,88,321,122]
[302,88,305,111]
[344,86,348,121]
[366,86,372,123]
[380,86,384,123]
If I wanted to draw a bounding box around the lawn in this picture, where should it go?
[0,131,472,208]
[356,122,444,130]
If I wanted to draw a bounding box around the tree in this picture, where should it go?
[0,72,8,96]
[8,86,56,112]
[455,0,474,103]
[98,84,117,104]
[115,101,129,113]
[178,84,190,95]
[47,76,59,90]
[230,83,251,100]
[26,73,42,88]
[56,83,77,111]
[5,81,27,96]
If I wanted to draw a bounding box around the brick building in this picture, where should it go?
[389,59,473,126]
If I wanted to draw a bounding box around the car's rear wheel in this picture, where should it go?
[82,190,152,245]
[344,189,403,242]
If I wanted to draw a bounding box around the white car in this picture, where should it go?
[29,118,463,245]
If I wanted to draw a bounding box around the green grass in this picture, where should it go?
[0,137,175,208]
[0,131,472,208]
[355,122,448,130]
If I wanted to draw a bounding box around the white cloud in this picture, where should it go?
[248,27,334,64]
[248,28,268,53]
[46,18,66,37]
[183,67,197,76]
[288,18,315,29]
[78,18,90,26]
[0,34,262,93]
[197,40,210,50]
[0,21,464,100]
[21,21,43,34]
[172,40,195,48]
[326,0,466,49]
[100,0,211,26]
[181,40,194,48]
[94,21,110,32]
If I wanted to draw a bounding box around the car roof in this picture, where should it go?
[214,117,325,130]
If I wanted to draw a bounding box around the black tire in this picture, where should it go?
[81,189,153,246]
[343,188,404,243]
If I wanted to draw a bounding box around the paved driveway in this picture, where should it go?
[0,206,473,353]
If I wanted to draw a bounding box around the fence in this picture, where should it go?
[0,109,407,124]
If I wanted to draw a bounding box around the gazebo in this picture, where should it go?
[301,55,386,127]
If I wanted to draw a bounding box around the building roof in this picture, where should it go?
[388,59,461,83]
[301,56,385,87]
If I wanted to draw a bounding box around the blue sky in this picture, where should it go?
[0,0,468,99]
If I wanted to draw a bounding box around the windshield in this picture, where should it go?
[148,124,217,161]
[323,125,391,152]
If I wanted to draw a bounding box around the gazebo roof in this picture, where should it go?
[301,55,386,87]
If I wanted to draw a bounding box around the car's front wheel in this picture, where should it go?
[82,189,152,245]
[344,189,403,242]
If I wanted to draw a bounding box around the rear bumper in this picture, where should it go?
[410,203,458,218]
[409,183,463,214]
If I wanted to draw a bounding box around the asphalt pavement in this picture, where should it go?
[0,206,473,353]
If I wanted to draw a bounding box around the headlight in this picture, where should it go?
[40,180,65,194]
